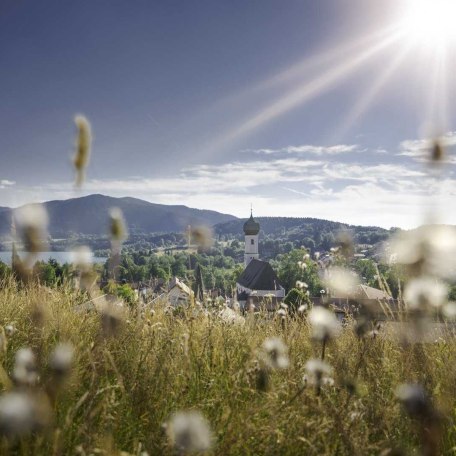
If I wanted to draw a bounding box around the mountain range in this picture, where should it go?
[0,194,237,238]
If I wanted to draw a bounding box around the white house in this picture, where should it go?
[167,277,194,307]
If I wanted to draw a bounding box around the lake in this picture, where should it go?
[0,251,107,266]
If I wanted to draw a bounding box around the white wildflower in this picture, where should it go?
[73,114,92,187]
[387,225,456,280]
[298,304,308,313]
[277,308,287,317]
[308,306,341,341]
[443,302,456,319]
[167,410,212,453]
[188,225,214,250]
[13,348,38,386]
[304,359,333,386]
[0,392,36,437]
[325,267,360,298]
[296,281,308,289]
[261,337,289,369]
[49,343,74,377]
[14,204,49,254]
[5,325,15,337]
[404,276,448,310]
[109,207,128,243]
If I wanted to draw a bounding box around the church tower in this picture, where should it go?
[243,210,260,267]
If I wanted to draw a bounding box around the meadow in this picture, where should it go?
[0,275,454,455]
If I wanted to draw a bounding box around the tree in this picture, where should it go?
[354,259,378,287]
[0,261,11,280]
[273,249,322,296]
[284,288,311,313]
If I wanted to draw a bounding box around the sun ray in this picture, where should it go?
[204,31,402,153]
[191,26,400,121]
[331,43,413,142]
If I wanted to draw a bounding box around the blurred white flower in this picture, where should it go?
[325,267,360,298]
[13,348,38,386]
[49,343,74,377]
[308,306,341,341]
[404,276,448,310]
[296,281,308,289]
[0,392,36,437]
[109,207,128,243]
[387,225,456,280]
[298,304,308,313]
[277,308,287,318]
[261,337,289,369]
[73,114,92,187]
[304,359,333,386]
[5,325,15,337]
[167,410,212,453]
[443,302,456,319]
[188,225,214,251]
[14,204,49,254]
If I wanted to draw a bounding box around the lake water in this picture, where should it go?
[0,251,107,266]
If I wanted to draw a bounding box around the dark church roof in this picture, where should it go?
[237,259,283,291]
[243,213,260,235]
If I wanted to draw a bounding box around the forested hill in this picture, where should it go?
[214,217,393,252]
[0,194,237,238]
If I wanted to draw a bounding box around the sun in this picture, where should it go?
[399,0,456,48]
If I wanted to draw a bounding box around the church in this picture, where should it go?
[236,212,286,311]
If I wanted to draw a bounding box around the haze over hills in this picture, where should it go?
[0,194,237,238]
[0,194,397,254]
[214,217,393,250]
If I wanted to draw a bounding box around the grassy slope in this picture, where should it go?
[0,279,455,455]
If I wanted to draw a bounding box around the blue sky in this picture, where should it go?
[1,0,455,228]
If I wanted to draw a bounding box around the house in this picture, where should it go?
[236,212,285,311]
[321,283,396,321]
[167,277,194,307]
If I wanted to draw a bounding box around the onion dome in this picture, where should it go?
[243,212,260,235]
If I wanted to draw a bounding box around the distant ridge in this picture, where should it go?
[0,194,237,238]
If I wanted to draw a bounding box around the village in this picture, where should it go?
[111,211,396,323]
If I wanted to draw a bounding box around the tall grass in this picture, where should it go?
[0,277,454,455]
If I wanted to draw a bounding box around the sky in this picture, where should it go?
[1,0,456,228]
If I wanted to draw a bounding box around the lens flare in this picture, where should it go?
[400,0,456,48]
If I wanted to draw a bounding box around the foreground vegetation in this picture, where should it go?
[0,278,455,455]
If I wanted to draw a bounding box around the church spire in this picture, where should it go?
[243,209,260,266]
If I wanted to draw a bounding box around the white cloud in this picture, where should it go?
[398,131,456,163]
[0,179,15,189]
[245,144,359,155]
[3,139,456,228]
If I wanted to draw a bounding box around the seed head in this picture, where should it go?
[13,348,38,386]
[49,343,74,378]
[261,337,289,369]
[109,207,128,243]
[404,276,448,311]
[73,115,92,187]
[188,225,214,251]
[304,359,333,387]
[298,304,308,314]
[395,384,433,420]
[308,306,341,342]
[325,267,360,298]
[166,410,212,453]
[296,280,308,289]
[14,204,49,254]
[386,225,456,280]
[431,139,444,164]
[5,325,15,337]
[0,392,36,438]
